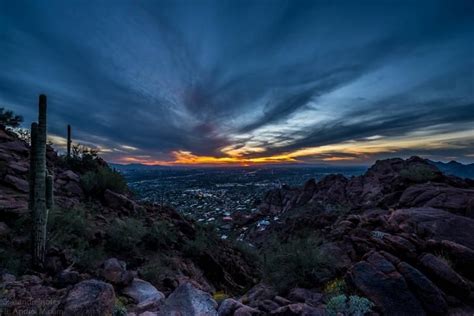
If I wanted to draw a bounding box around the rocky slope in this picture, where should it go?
[0,126,258,315]
[1,124,474,316]
[236,156,474,315]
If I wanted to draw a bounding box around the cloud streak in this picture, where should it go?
[1,0,473,165]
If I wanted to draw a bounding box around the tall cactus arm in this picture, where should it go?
[46,173,53,210]
[29,122,38,210]
[32,94,48,268]
[67,124,71,158]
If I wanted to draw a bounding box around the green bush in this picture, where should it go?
[64,144,102,173]
[182,223,220,258]
[0,248,28,276]
[326,294,374,316]
[106,218,146,253]
[113,298,127,316]
[48,207,91,251]
[183,229,215,258]
[77,247,107,270]
[262,235,335,292]
[0,107,23,128]
[232,240,262,267]
[81,166,128,197]
[139,257,174,287]
[324,277,346,297]
[48,207,106,269]
[144,220,179,250]
[400,165,437,183]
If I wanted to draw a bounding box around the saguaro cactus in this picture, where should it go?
[29,94,53,268]
[67,124,72,158]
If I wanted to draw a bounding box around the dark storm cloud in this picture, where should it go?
[0,0,473,163]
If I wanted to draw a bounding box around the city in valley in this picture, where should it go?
[116,165,365,239]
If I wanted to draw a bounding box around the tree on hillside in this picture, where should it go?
[0,107,23,128]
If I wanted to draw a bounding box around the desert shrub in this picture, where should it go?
[144,220,179,250]
[400,165,437,183]
[139,263,162,287]
[48,207,101,267]
[262,235,335,292]
[326,295,347,315]
[183,229,215,258]
[81,166,128,197]
[324,277,346,297]
[47,207,107,269]
[348,296,375,316]
[106,218,146,253]
[182,223,220,258]
[435,251,453,268]
[48,207,91,251]
[232,240,262,267]
[213,291,229,303]
[113,298,127,316]
[76,247,107,270]
[62,144,105,174]
[327,294,374,316]
[370,230,386,239]
[139,256,175,287]
[0,248,28,276]
[0,107,23,128]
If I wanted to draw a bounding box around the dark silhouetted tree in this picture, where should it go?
[0,107,23,128]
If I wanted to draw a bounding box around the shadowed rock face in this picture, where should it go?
[388,207,474,249]
[60,280,115,315]
[348,259,426,316]
[259,156,474,216]
[245,157,474,315]
[397,262,448,316]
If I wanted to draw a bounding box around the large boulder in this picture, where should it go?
[56,269,81,288]
[160,282,218,316]
[418,253,470,298]
[122,278,165,304]
[100,258,133,286]
[287,288,323,307]
[388,207,474,249]
[347,252,425,316]
[218,298,246,316]
[58,170,81,182]
[241,283,277,308]
[399,183,474,217]
[234,305,262,316]
[431,240,474,280]
[270,303,325,316]
[104,189,142,213]
[3,174,28,193]
[397,262,448,315]
[0,140,29,155]
[61,279,115,315]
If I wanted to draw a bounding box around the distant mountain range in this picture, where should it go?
[110,162,368,172]
[429,160,474,179]
[111,160,474,179]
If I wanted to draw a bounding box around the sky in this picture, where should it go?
[1,0,473,166]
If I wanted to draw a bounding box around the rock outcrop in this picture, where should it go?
[60,279,115,315]
[160,282,218,316]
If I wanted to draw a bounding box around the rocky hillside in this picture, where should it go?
[235,156,474,315]
[1,123,474,316]
[0,126,259,315]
